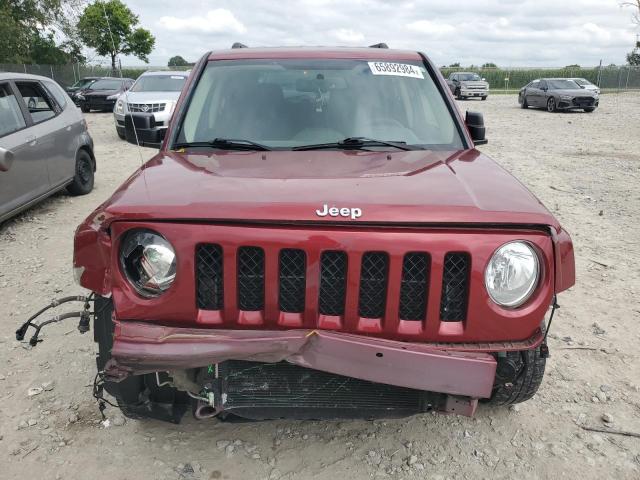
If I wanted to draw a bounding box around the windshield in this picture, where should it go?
[548,79,580,90]
[71,78,95,89]
[458,73,482,81]
[572,79,591,86]
[89,79,122,90]
[131,75,187,92]
[178,59,463,150]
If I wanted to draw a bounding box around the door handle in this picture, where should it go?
[25,135,37,146]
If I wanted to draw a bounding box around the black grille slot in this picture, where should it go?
[440,253,470,321]
[358,252,389,318]
[237,247,265,311]
[319,251,347,316]
[279,249,306,313]
[196,244,224,310]
[399,253,430,321]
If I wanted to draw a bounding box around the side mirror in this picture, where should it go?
[0,147,15,172]
[465,111,487,146]
[124,113,165,148]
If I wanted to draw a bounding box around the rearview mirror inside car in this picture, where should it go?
[0,147,15,172]
[465,111,487,146]
[124,113,165,148]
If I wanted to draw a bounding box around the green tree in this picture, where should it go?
[78,0,155,72]
[627,42,640,66]
[168,55,190,67]
[0,0,65,63]
[448,62,460,67]
[481,62,497,68]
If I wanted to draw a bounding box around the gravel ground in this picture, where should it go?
[1,93,639,480]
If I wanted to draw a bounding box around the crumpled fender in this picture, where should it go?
[73,207,113,295]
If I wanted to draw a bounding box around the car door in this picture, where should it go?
[526,80,541,106]
[535,80,549,107]
[0,81,51,220]
[14,80,71,188]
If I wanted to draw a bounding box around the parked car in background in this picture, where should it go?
[65,76,100,104]
[113,70,189,141]
[77,77,134,113]
[567,77,600,95]
[0,72,96,223]
[446,72,489,100]
[518,78,599,112]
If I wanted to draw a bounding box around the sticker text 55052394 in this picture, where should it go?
[368,62,424,79]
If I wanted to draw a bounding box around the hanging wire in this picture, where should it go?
[100,1,145,167]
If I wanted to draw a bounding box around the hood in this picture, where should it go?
[555,89,596,97]
[121,91,182,104]
[95,149,559,228]
[83,88,121,97]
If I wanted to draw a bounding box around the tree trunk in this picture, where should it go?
[111,53,117,76]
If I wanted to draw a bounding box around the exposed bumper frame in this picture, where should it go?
[107,321,500,401]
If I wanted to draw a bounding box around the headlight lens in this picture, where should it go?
[107,94,119,100]
[120,229,176,297]
[560,95,572,101]
[115,99,124,114]
[485,241,539,308]
[76,94,85,100]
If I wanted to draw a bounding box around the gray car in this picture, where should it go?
[0,72,96,223]
[518,78,599,113]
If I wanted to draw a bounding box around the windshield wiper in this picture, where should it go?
[293,137,416,151]
[173,138,272,151]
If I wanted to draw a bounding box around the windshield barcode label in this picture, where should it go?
[368,62,424,79]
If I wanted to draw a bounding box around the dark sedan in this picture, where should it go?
[518,78,598,113]
[65,76,100,104]
[77,77,134,113]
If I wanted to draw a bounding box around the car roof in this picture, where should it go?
[139,70,190,76]
[0,71,61,82]
[207,46,422,61]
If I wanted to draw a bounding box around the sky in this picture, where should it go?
[100,0,639,67]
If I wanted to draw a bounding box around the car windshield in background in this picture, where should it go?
[72,79,95,89]
[130,75,187,92]
[573,79,590,86]
[178,59,463,150]
[548,79,580,89]
[459,73,482,81]
[89,79,122,90]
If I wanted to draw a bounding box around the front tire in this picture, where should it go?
[520,96,528,108]
[584,107,596,113]
[116,128,126,140]
[94,296,189,423]
[481,96,487,101]
[455,88,464,100]
[66,150,94,196]
[81,104,90,113]
[488,347,546,405]
[547,97,557,113]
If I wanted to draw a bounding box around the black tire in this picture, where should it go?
[520,95,528,108]
[546,97,557,113]
[116,128,126,140]
[584,107,596,113]
[488,347,546,405]
[81,104,90,113]
[66,150,94,196]
[94,296,189,423]
[455,88,464,100]
[481,96,487,101]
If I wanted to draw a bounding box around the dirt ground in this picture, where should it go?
[1,93,639,480]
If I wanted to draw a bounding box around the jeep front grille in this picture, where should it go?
[196,244,470,328]
[237,247,265,311]
[440,253,470,321]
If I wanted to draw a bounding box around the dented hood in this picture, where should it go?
[97,149,558,227]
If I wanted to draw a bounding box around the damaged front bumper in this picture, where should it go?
[106,321,500,417]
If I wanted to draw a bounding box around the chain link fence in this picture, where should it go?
[1,63,639,92]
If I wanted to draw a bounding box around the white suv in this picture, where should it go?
[113,70,189,140]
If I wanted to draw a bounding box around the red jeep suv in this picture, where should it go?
[72,45,575,422]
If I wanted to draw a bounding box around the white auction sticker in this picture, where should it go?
[368,61,424,79]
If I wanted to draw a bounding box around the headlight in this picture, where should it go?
[76,94,85,100]
[115,99,124,114]
[107,94,120,100]
[560,95,572,101]
[120,229,176,297]
[485,241,539,308]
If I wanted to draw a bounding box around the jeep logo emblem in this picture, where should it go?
[316,204,362,220]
